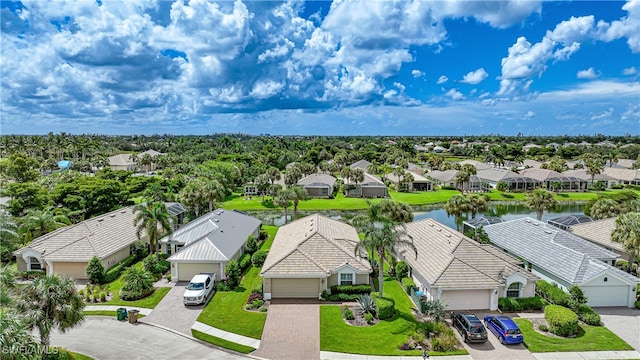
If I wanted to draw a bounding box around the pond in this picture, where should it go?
[250,202,586,229]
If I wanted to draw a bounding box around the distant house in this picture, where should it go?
[397,218,538,310]
[108,149,164,172]
[520,168,587,192]
[427,169,485,191]
[522,144,541,152]
[407,163,425,176]
[296,173,337,197]
[563,169,616,188]
[387,169,433,191]
[14,207,150,280]
[602,168,640,186]
[458,159,491,171]
[476,168,540,191]
[344,172,387,198]
[485,218,639,307]
[261,214,371,299]
[350,159,373,172]
[568,218,634,264]
[163,209,261,282]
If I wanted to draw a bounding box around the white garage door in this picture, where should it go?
[177,263,220,282]
[441,289,491,310]
[271,278,320,298]
[582,286,629,307]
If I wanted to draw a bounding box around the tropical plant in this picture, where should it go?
[15,274,85,359]
[202,178,225,213]
[611,212,640,273]
[274,189,291,224]
[357,294,376,315]
[133,201,173,259]
[422,299,448,322]
[589,198,621,220]
[496,181,510,192]
[225,259,242,288]
[444,194,470,231]
[0,308,41,360]
[0,213,20,263]
[18,208,71,240]
[525,189,558,221]
[465,193,488,219]
[85,255,105,284]
[288,186,308,220]
[567,285,588,311]
[119,266,154,300]
[581,153,605,185]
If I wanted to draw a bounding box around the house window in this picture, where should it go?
[29,257,42,271]
[340,273,354,285]
[507,282,522,298]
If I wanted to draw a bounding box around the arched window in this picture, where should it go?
[28,257,42,271]
[507,282,522,298]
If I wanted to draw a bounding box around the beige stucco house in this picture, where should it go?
[261,214,371,299]
[14,206,149,280]
[398,218,538,311]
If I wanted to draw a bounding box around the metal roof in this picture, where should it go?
[464,217,504,229]
[166,202,186,216]
[547,215,592,230]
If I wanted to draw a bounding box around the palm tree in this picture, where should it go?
[525,189,558,221]
[351,168,365,187]
[133,201,173,259]
[466,194,488,219]
[16,274,84,360]
[254,173,271,202]
[0,308,41,359]
[354,222,416,297]
[202,178,225,213]
[588,198,621,220]
[179,179,207,216]
[288,186,308,220]
[351,200,413,231]
[19,208,71,240]
[611,212,640,273]
[581,153,605,186]
[274,189,291,224]
[444,194,470,231]
[266,167,281,196]
[455,171,470,192]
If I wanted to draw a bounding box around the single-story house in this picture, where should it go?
[397,218,538,311]
[567,217,634,265]
[344,172,388,198]
[13,206,149,280]
[261,214,371,300]
[350,159,373,172]
[296,173,337,197]
[427,169,486,191]
[476,168,541,191]
[602,168,640,186]
[458,159,492,171]
[563,169,616,188]
[407,163,425,176]
[484,218,639,307]
[164,209,261,282]
[519,168,587,192]
[108,149,164,171]
[387,169,434,191]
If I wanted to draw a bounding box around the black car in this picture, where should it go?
[452,313,488,343]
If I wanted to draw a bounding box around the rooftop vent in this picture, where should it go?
[445,233,451,238]
[214,219,219,222]
[97,218,104,222]
[121,210,126,213]
[435,227,441,232]
[525,219,532,223]
[544,230,553,234]
[533,223,540,226]
[110,214,116,217]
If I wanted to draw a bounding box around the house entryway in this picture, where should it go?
[253,303,320,360]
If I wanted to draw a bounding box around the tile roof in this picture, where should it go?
[387,169,433,183]
[562,169,615,181]
[567,218,626,253]
[166,209,261,262]
[458,160,492,170]
[520,168,563,181]
[602,168,640,182]
[398,218,536,290]
[484,218,638,285]
[297,173,337,187]
[15,207,141,262]
[261,214,371,277]
[427,170,459,183]
[350,160,372,171]
[108,154,135,166]
[476,168,523,182]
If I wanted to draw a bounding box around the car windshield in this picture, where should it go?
[470,324,485,333]
[506,329,521,335]
[188,283,204,290]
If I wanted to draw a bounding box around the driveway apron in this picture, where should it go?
[254,303,320,360]
[596,307,640,351]
[139,281,207,335]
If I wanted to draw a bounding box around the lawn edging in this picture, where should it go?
[191,329,256,354]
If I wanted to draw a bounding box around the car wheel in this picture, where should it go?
[499,336,504,344]
[464,335,469,343]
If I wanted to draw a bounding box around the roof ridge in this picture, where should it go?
[431,256,456,284]
[261,225,317,274]
[296,247,329,273]
[324,236,369,267]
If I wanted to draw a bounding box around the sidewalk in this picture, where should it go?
[84,304,153,316]
[532,351,640,359]
[192,321,261,349]
[321,351,471,359]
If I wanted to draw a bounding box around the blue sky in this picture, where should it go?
[1,0,638,136]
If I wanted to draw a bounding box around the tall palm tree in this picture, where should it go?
[179,179,207,217]
[581,153,605,186]
[16,274,84,360]
[288,186,308,220]
[588,198,621,220]
[525,189,558,221]
[354,222,416,297]
[275,189,291,224]
[455,171,470,193]
[351,199,413,230]
[444,194,470,231]
[19,208,71,240]
[202,178,225,213]
[466,194,488,219]
[611,212,640,273]
[133,201,173,259]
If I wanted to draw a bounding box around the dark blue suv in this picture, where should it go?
[483,315,523,345]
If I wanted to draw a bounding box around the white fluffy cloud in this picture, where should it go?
[577,67,599,79]
[437,75,448,84]
[460,68,488,85]
[623,66,638,75]
[412,70,424,78]
[445,88,464,100]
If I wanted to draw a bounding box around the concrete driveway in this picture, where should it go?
[50,317,249,360]
[139,281,209,335]
[253,303,319,360]
[596,307,640,351]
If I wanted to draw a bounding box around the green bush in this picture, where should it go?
[238,253,252,271]
[45,347,74,360]
[320,290,329,300]
[103,254,137,283]
[244,236,258,254]
[431,334,458,352]
[538,324,548,332]
[143,255,159,274]
[545,304,579,337]
[575,305,601,326]
[395,261,409,280]
[374,296,395,320]
[86,255,105,284]
[635,300,640,309]
[401,277,416,295]
[92,290,99,302]
[343,305,354,320]
[536,280,570,307]
[100,291,106,302]
[330,284,371,295]
[327,293,360,301]
[498,297,522,311]
[499,296,546,311]
[365,312,374,324]
[119,266,154,301]
[251,250,267,268]
[225,259,242,288]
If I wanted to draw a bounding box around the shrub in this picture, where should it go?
[568,285,588,311]
[545,304,579,337]
[343,305,354,320]
[119,266,154,301]
[45,347,74,360]
[251,250,267,268]
[225,260,242,288]
[330,284,371,295]
[357,294,376,314]
[320,290,329,300]
[575,305,601,326]
[431,334,458,352]
[247,292,263,304]
[252,299,264,308]
[166,274,172,282]
[536,280,570,307]
[259,229,268,240]
[499,296,545,311]
[636,300,640,309]
[401,277,416,295]
[84,291,91,303]
[131,240,149,259]
[375,296,395,320]
[92,290,100,302]
[156,259,170,274]
[250,276,263,295]
[244,236,258,254]
[327,293,360,301]
[100,291,106,302]
[86,255,105,284]
[538,324,548,332]
[103,254,137,283]
[395,261,409,280]
[216,282,231,292]
[499,297,522,312]
[238,253,252,271]
[15,270,45,280]
[365,312,374,324]
[143,255,159,274]
[422,299,448,322]
[78,289,85,297]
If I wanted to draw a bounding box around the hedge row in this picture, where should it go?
[545,304,579,337]
[330,284,371,295]
[401,277,416,295]
[327,293,361,302]
[575,304,601,326]
[238,253,252,271]
[536,280,570,307]
[103,254,138,283]
[498,296,546,312]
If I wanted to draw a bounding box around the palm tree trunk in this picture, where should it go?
[378,249,385,297]
[40,328,50,360]
[209,199,213,213]
[284,207,288,224]
[536,210,543,221]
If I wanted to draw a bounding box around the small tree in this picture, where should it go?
[119,266,154,301]
[244,236,258,254]
[143,254,160,274]
[225,260,242,288]
[85,256,105,284]
[567,285,588,311]
[251,250,267,268]
[423,299,448,322]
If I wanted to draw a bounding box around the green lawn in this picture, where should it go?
[192,329,256,354]
[99,262,170,308]
[320,276,468,356]
[196,227,278,340]
[514,318,633,353]
[70,351,94,360]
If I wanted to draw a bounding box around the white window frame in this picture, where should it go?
[506,282,521,298]
[339,272,354,286]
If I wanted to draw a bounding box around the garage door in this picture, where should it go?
[177,263,220,282]
[55,262,89,280]
[441,289,491,310]
[271,278,320,298]
[582,286,629,307]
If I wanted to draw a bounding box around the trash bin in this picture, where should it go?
[128,309,140,324]
[117,308,127,321]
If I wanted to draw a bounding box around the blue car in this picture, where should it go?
[483,315,523,345]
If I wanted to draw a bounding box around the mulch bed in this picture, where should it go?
[341,303,378,326]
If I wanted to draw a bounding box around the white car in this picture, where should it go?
[183,273,215,305]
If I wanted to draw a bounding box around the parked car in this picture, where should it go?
[183,273,215,306]
[483,315,523,345]
[452,313,488,343]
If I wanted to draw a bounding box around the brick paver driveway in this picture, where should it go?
[140,281,208,335]
[596,307,640,351]
[254,302,320,360]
